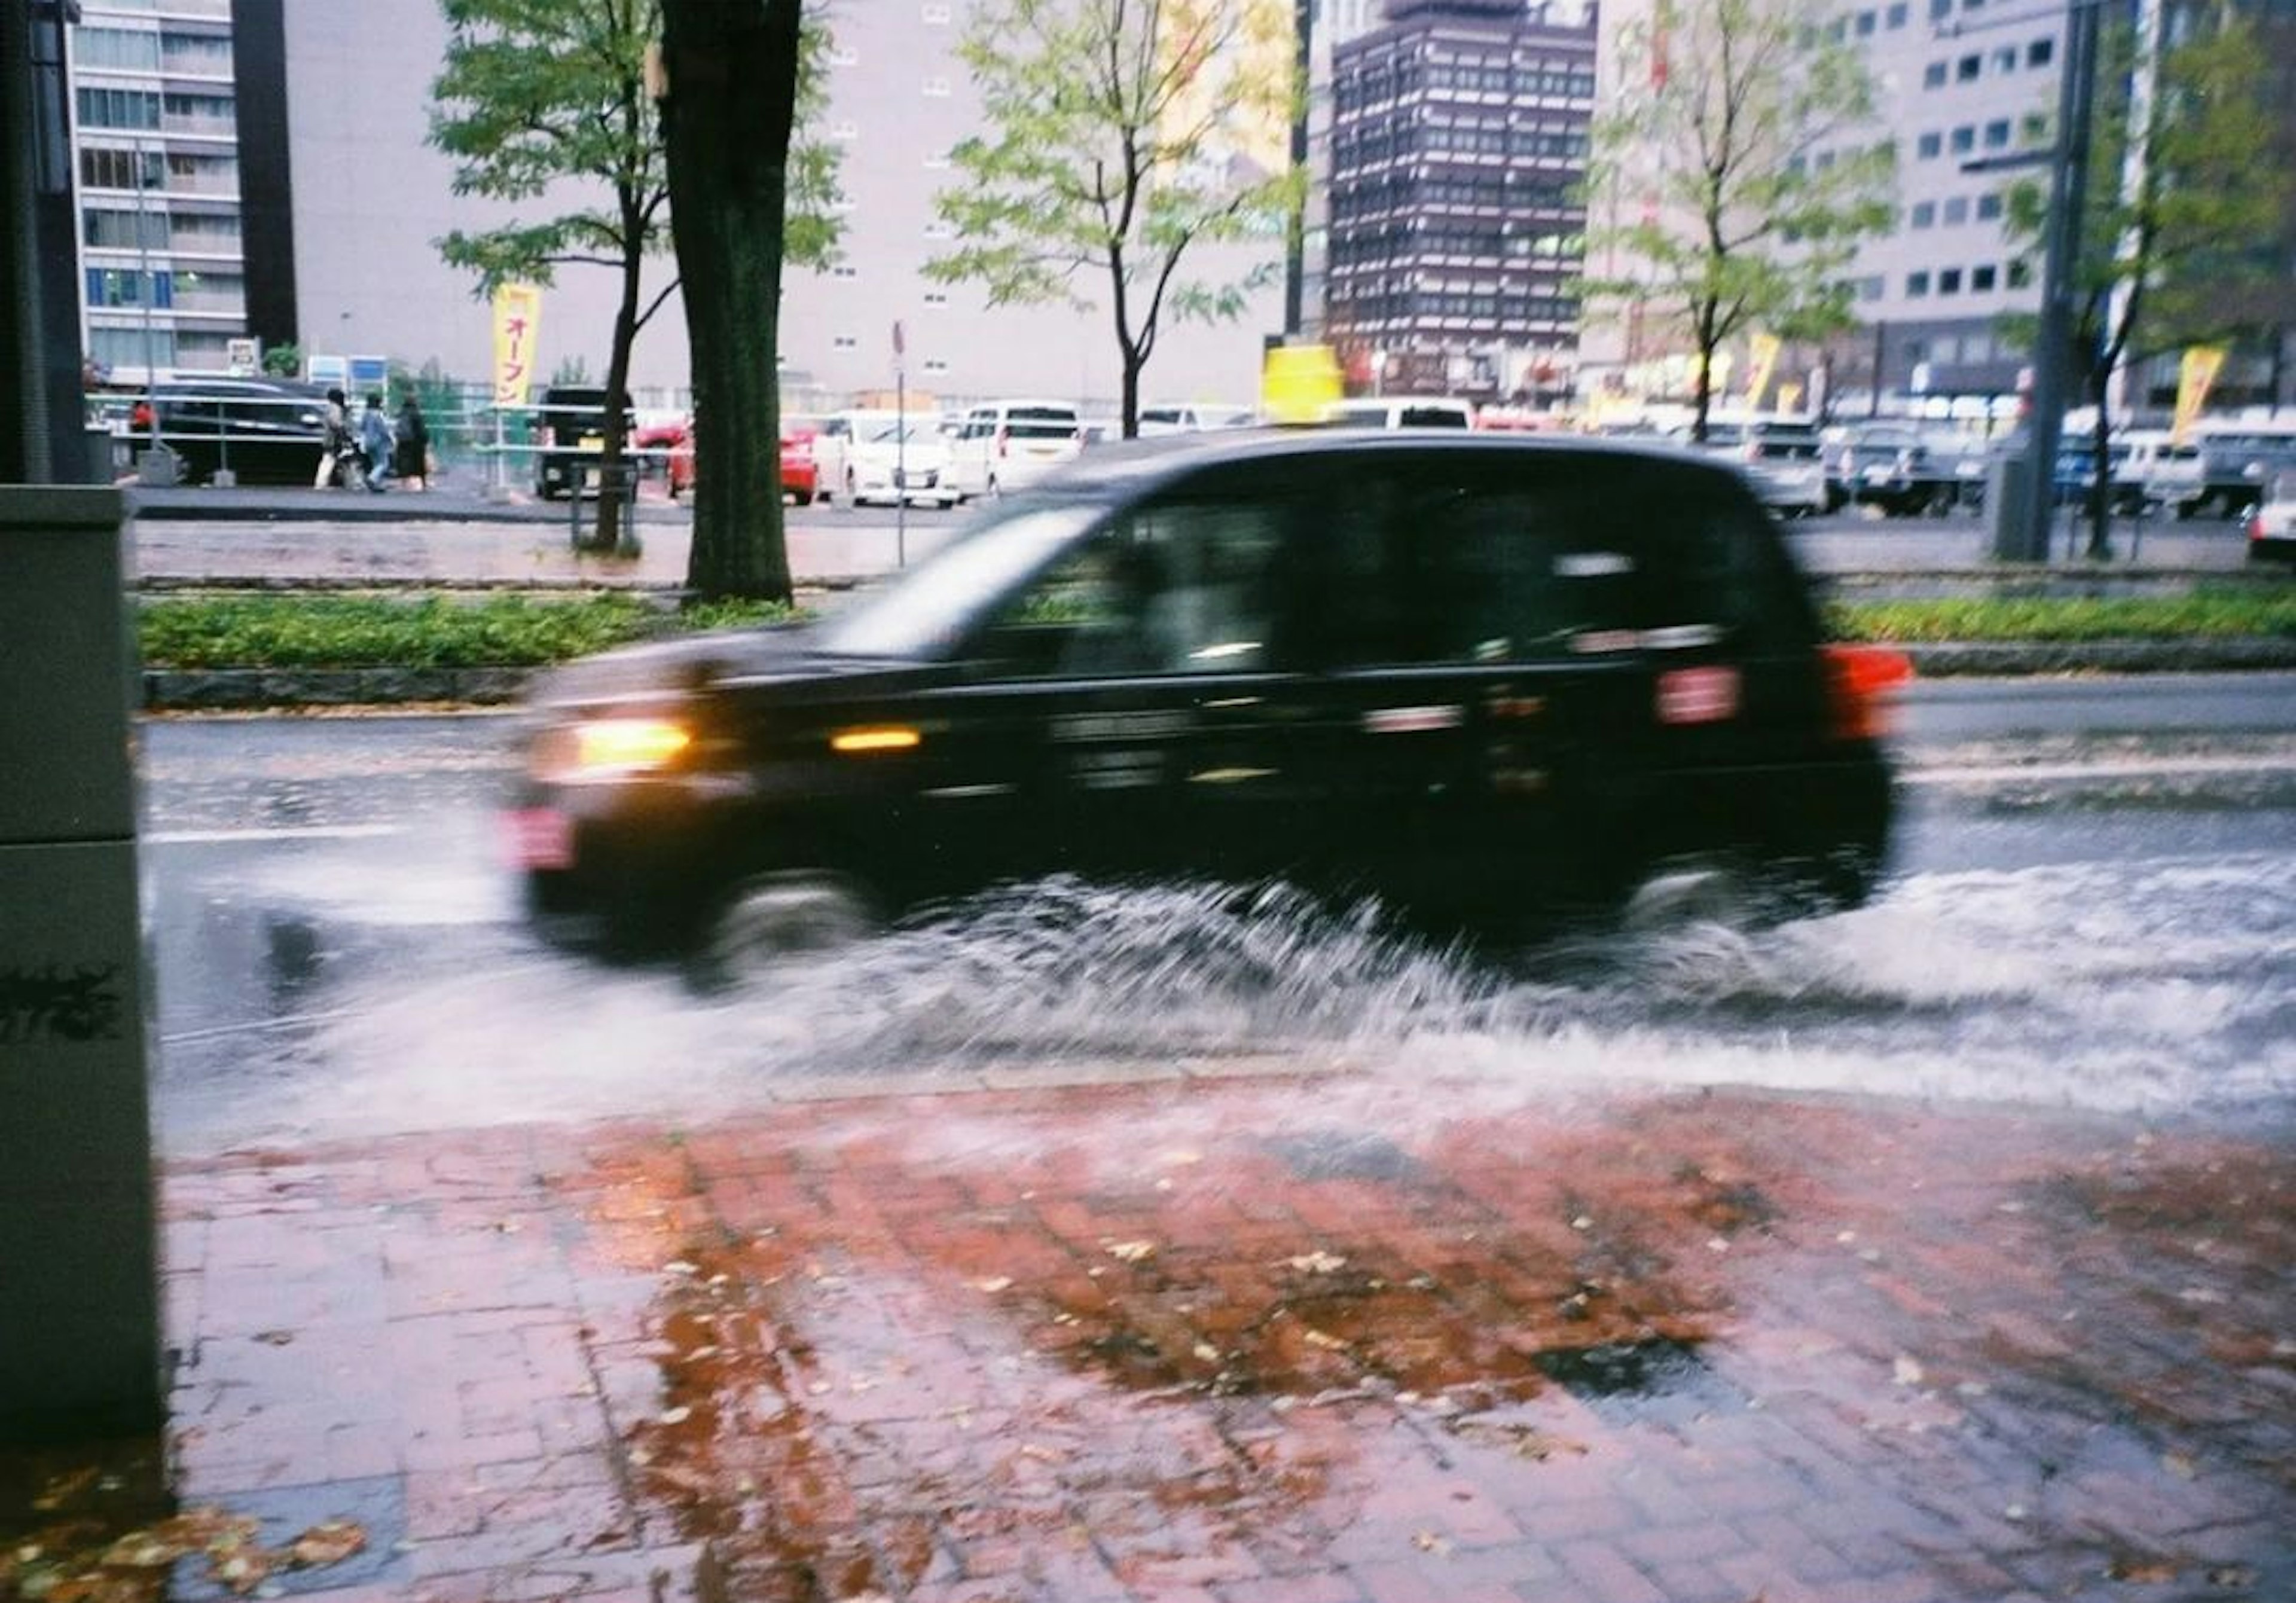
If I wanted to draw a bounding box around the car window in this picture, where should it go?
[1311,453,1805,667]
[1007,420,1080,440]
[968,481,1297,679]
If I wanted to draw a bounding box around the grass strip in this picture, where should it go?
[133,587,2292,671]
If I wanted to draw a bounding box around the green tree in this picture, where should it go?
[1583,0,1894,441]
[926,0,1302,438]
[658,0,808,601]
[259,342,301,379]
[429,0,839,566]
[2001,13,2291,555]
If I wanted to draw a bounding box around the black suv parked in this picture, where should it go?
[129,376,333,486]
[529,385,631,499]
[506,433,1908,960]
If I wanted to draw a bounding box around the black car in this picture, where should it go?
[506,433,1909,961]
[529,384,633,499]
[129,375,334,486]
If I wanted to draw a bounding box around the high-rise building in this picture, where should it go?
[68,0,272,383]
[1321,0,1597,400]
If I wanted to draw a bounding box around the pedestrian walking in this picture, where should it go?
[316,387,352,488]
[394,395,430,491]
[358,393,395,493]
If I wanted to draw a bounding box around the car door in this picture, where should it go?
[913,464,1329,891]
[1287,448,1677,921]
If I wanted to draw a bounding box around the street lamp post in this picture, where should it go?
[1993,0,2103,564]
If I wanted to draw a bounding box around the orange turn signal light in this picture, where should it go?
[830,725,922,755]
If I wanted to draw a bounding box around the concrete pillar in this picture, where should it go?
[0,486,163,1440]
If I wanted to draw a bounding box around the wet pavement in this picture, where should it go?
[10,1073,2290,1602]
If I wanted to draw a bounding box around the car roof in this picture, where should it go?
[1031,427,1736,498]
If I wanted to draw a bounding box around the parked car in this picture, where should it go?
[664,417,823,505]
[1138,402,1259,435]
[1321,396,1476,429]
[1833,424,1983,517]
[1678,415,1830,518]
[942,399,1085,499]
[129,376,332,486]
[843,415,959,506]
[505,432,1910,964]
[2117,430,2205,517]
[529,385,633,500]
[2193,418,2296,519]
[2247,472,2296,563]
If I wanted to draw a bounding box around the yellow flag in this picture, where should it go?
[1744,332,1782,411]
[2170,346,2226,445]
[491,283,543,407]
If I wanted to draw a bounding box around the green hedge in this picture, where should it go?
[136,593,792,670]
[1824,588,2296,645]
[132,587,2291,671]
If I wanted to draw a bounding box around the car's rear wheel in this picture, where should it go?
[692,870,877,988]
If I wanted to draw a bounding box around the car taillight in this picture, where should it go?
[2248,512,2267,542]
[1821,645,1914,742]
[130,401,152,430]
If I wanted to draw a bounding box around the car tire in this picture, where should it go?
[692,871,877,990]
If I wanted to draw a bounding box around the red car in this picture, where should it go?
[666,419,821,505]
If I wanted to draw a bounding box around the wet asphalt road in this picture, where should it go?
[135,676,2296,1158]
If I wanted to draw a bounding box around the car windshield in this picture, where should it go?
[814,499,1107,659]
[862,420,932,444]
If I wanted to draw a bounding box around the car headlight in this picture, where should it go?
[530,716,694,783]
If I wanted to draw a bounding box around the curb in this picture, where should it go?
[139,638,2296,712]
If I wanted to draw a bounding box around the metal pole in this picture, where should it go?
[1998,0,2100,564]
[895,362,907,569]
[2104,0,2161,424]
[1868,320,1883,420]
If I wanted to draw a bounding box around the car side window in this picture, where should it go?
[968,484,1297,680]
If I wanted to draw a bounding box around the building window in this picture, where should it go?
[1992,46,2017,74]
[1907,270,1931,297]
[75,86,161,130]
[1856,10,1876,35]
[1938,267,1963,294]
[1983,119,2010,149]
[2022,112,2049,143]
[1860,275,1885,301]
[1910,200,1937,227]
[1971,264,1998,291]
[923,291,949,307]
[1918,132,1942,160]
[2026,36,2053,67]
[1923,62,1947,88]
[1886,2,1908,25]
[2007,257,2032,288]
[832,265,857,279]
[1943,196,1969,224]
[1976,192,2004,220]
[1929,0,1950,17]
[832,335,858,350]
[1950,125,1976,154]
[921,358,949,375]
[1956,53,1981,81]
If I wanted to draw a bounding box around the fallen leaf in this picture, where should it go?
[2106,1555,2180,1584]
[1302,1329,1348,1351]
[1893,1355,1926,1387]
[1411,1531,1452,1555]
[1105,1241,1156,1264]
[972,1277,1014,1294]
[1285,1251,1347,1274]
[287,1521,367,1569]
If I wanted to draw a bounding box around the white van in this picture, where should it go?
[1322,396,1475,429]
[943,399,1084,498]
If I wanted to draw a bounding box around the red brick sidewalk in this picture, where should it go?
[10,1078,2291,1602]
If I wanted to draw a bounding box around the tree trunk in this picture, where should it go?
[2086,371,2115,560]
[594,210,646,557]
[660,0,802,603]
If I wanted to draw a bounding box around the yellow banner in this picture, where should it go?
[1744,332,1782,411]
[2170,346,2226,445]
[491,283,542,407]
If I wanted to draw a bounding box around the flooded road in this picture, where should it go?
[139,691,2296,1156]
